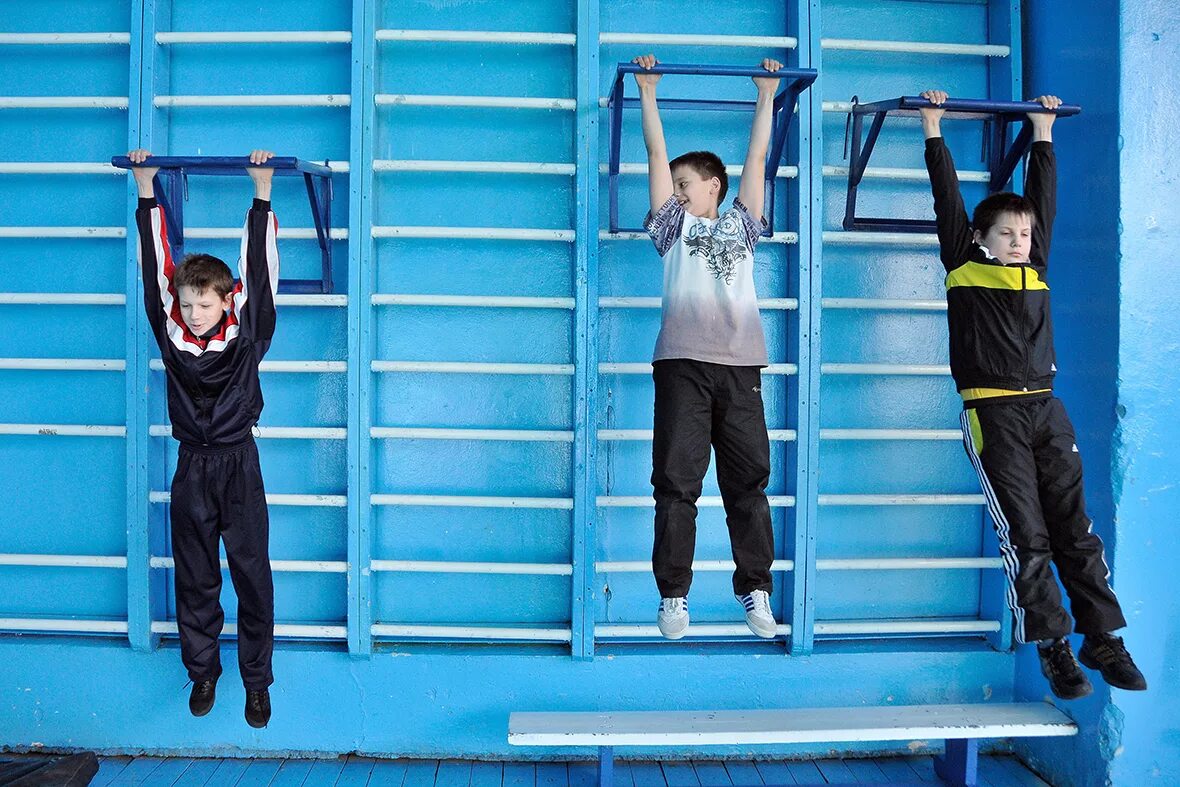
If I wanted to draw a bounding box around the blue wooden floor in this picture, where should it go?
[73,754,1052,786]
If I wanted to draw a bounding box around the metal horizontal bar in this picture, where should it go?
[151,621,347,638]
[156,31,352,44]
[0,553,127,569]
[821,363,951,375]
[0,33,131,45]
[820,39,1009,56]
[820,429,961,441]
[150,491,348,507]
[599,296,798,310]
[822,298,946,310]
[155,94,350,107]
[0,226,125,238]
[604,162,798,178]
[823,231,940,246]
[372,226,574,241]
[823,164,989,183]
[185,227,347,240]
[816,558,1002,570]
[377,29,576,45]
[148,359,346,373]
[371,624,572,642]
[371,427,573,442]
[600,230,798,244]
[599,32,797,48]
[600,363,797,375]
[598,429,796,441]
[370,560,573,576]
[814,620,1002,635]
[376,94,576,110]
[149,425,347,440]
[0,162,122,174]
[595,559,795,573]
[372,361,574,375]
[817,494,985,506]
[0,292,124,305]
[0,618,127,633]
[0,97,128,109]
[597,495,796,508]
[0,357,125,371]
[0,423,125,437]
[595,624,791,638]
[376,159,576,175]
[372,294,575,309]
[149,557,347,573]
[370,495,574,510]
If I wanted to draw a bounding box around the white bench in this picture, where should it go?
[509,702,1077,786]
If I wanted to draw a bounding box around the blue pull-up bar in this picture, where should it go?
[842,96,1081,233]
[111,155,336,294]
[606,63,818,235]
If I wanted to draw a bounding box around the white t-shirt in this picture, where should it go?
[644,196,769,366]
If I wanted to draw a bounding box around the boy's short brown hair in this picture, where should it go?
[175,253,234,298]
[972,192,1037,236]
[669,150,728,204]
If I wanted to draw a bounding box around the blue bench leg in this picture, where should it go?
[597,746,614,787]
[933,738,978,786]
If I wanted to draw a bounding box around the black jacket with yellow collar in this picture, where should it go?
[925,137,1057,393]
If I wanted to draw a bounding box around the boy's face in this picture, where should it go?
[177,286,232,336]
[671,164,721,218]
[974,211,1033,265]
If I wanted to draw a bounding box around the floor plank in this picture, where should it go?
[502,762,536,787]
[171,759,222,787]
[841,757,891,784]
[402,758,442,787]
[468,760,504,787]
[691,761,733,786]
[661,761,701,787]
[234,758,283,787]
[367,758,410,787]
[93,756,134,787]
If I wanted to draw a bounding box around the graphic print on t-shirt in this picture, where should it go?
[684,210,748,285]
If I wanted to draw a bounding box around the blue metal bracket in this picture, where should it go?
[111,155,336,293]
[606,63,818,235]
[933,738,979,786]
[842,96,1080,233]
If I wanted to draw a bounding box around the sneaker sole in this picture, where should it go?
[745,619,777,639]
[658,622,689,640]
[1078,651,1148,691]
[1039,665,1093,700]
[246,717,269,729]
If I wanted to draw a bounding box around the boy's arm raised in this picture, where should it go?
[736,58,782,223]
[239,150,280,346]
[633,55,674,214]
[1025,95,1059,267]
[920,90,974,270]
[128,149,170,350]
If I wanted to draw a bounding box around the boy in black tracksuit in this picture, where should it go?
[129,148,279,727]
[920,91,1146,699]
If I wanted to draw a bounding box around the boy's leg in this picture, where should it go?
[219,440,275,691]
[170,449,225,683]
[651,360,714,598]
[1033,398,1127,634]
[711,365,773,596]
[960,403,1072,644]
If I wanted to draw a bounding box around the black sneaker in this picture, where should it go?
[245,688,271,728]
[188,678,217,717]
[1037,638,1093,700]
[1079,634,1148,691]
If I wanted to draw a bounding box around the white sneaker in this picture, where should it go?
[736,589,776,638]
[657,597,689,639]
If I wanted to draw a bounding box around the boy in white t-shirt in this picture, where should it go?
[633,54,780,640]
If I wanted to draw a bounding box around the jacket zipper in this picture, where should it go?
[1020,265,1030,391]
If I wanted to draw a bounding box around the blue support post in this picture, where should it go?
[596,746,614,787]
[571,0,601,661]
[934,739,979,786]
[347,0,376,657]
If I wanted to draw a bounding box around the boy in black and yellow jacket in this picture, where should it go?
[920,90,1146,700]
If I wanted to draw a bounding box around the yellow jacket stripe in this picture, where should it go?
[945,261,1049,291]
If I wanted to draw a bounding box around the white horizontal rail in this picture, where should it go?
[0,618,127,633]
[156,31,351,44]
[821,363,951,375]
[820,429,961,441]
[0,97,128,109]
[606,162,798,179]
[373,294,574,309]
[376,159,575,175]
[371,495,574,510]
[823,164,989,183]
[600,32,797,49]
[816,558,1002,571]
[597,495,795,508]
[0,292,124,305]
[823,231,940,246]
[0,357,124,371]
[185,227,347,240]
[821,38,1009,57]
[151,621,347,638]
[149,557,347,573]
[149,359,345,373]
[598,429,796,441]
[150,491,348,507]
[155,94,350,107]
[595,624,791,638]
[596,559,794,573]
[600,363,797,375]
[149,425,347,440]
[0,226,124,238]
[0,553,126,569]
[0,423,125,437]
[372,361,574,375]
[377,29,576,46]
[371,624,572,642]
[0,33,131,45]
[600,230,798,244]
[599,296,798,310]
[376,94,575,111]
[814,619,1001,635]
[822,298,946,310]
[275,294,348,306]
[370,560,573,576]
[372,226,574,241]
[0,162,121,175]
[371,427,573,442]
[818,494,985,506]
